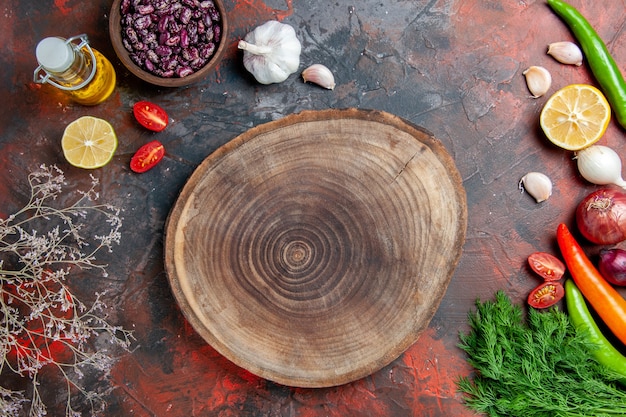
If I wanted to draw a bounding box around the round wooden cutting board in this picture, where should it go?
[164,108,467,388]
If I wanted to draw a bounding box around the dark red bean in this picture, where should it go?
[199,42,215,59]
[191,57,207,69]
[143,32,157,46]
[180,29,189,48]
[187,21,198,36]
[136,4,155,15]
[202,13,213,28]
[155,45,172,57]
[169,21,181,34]
[130,52,144,66]
[120,0,223,78]
[165,35,180,46]
[147,49,159,63]
[154,0,168,10]
[168,3,182,14]
[133,42,146,51]
[144,59,155,72]
[180,8,192,24]
[125,26,138,44]
[133,15,152,30]
[165,58,179,70]
[205,27,213,42]
[121,0,131,14]
[177,67,194,78]
[157,15,170,32]
[208,6,220,21]
[122,38,133,53]
[192,9,203,19]
[122,13,133,27]
[182,47,199,61]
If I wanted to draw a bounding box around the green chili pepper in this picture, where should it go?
[565,279,626,384]
[547,0,626,129]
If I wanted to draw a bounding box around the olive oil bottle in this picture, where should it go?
[34,34,116,106]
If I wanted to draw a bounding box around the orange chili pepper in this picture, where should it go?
[557,223,626,346]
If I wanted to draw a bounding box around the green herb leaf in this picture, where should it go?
[458,291,626,416]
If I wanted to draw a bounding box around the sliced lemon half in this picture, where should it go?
[61,116,118,169]
[540,84,611,151]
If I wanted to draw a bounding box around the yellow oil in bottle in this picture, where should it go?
[66,48,116,106]
[34,35,116,106]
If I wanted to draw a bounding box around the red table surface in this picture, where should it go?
[1,0,626,416]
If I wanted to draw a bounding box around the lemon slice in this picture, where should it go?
[61,116,118,169]
[540,84,611,151]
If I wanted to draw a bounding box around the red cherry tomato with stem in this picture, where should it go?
[130,140,165,173]
[133,101,168,132]
[527,281,565,309]
[528,252,566,281]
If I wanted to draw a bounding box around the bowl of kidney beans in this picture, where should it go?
[109,0,228,87]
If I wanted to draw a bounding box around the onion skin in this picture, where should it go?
[598,248,626,286]
[576,188,626,245]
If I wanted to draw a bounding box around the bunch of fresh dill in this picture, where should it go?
[458,291,626,417]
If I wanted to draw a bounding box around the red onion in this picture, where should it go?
[598,248,626,286]
[575,188,626,245]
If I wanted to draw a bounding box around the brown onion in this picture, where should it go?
[576,188,626,245]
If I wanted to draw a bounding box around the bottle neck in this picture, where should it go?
[46,46,93,87]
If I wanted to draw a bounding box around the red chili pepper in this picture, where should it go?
[556,223,626,345]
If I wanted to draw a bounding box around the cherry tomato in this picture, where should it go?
[133,101,168,132]
[527,281,565,309]
[130,140,165,173]
[528,252,565,281]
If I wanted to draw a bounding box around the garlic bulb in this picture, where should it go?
[519,172,553,203]
[575,145,626,189]
[238,21,302,85]
[547,41,583,66]
[302,64,336,90]
[523,66,552,98]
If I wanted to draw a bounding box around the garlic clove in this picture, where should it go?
[302,64,336,90]
[519,172,553,203]
[547,41,583,66]
[523,66,552,98]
